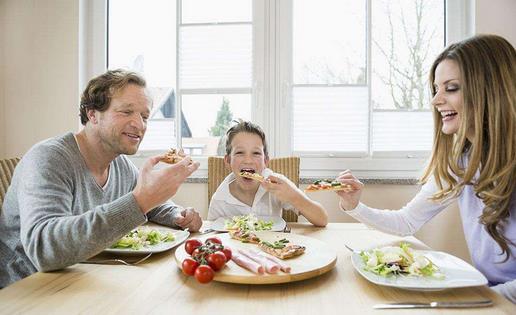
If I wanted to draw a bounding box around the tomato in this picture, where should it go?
[205,237,222,245]
[194,265,214,284]
[191,248,202,261]
[184,239,203,255]
[206,251,226,271]
[221,247,232,262]
[182,258,199,276]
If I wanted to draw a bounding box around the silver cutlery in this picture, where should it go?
[81,253,152,266]
[344,244,360,254]
[373,300,493,309]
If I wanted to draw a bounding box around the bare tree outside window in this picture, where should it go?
[372,0,444,110]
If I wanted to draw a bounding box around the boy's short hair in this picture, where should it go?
[79,69,147,125]
[224,119,269,159]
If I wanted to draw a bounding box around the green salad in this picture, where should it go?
[360,243,443,278]
[224,213,274,231]
[111,227,175,250]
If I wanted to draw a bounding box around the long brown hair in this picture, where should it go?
[421,34,516,261]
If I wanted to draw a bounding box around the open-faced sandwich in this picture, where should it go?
[229,229,261,244]
[161,148,186,164]
[259,238,305,259]
[239,170,265,182]
[304,179,353,193]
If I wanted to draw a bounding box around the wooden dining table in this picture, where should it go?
[0,223,513,314]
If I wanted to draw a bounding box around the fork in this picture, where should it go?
[185,228,215,235]
[344,244,360,254]
[81,253,152,266]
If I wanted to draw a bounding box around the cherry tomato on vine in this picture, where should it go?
[194,265,215,284]
[191,247,206,260]
[205,237,222,245]
[184,239,203,255]
[221,247,232,262]
[182,258,199,276]
[206,251,226,271]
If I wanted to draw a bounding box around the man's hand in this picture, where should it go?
[133,155,199,213]
[173,207,202,232]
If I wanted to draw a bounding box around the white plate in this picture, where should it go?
[211,216,287,232]
[351,249,487,291]
[104,228,190,256]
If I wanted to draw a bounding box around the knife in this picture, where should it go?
[373,300,493,309]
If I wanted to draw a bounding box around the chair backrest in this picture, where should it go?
[207,157,231,207]
[0,157,21,211]
[207,156,300,222]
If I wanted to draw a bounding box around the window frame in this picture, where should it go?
[83,0,472,178]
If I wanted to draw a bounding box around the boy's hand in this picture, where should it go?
[261,173,302,204]
[264,173,329,227]
[335,169,363,210]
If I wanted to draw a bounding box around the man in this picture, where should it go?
[0,69,202,288]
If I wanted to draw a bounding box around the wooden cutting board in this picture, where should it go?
[175,231,337,284]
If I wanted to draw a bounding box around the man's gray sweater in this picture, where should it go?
[0,133,181,288]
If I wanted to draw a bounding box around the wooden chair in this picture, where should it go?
[0,157,21,212]
[207,156,300,222]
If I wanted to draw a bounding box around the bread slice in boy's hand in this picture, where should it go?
[239,170,265,182]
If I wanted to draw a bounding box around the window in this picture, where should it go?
[286,0,444,157]
[108,0,252,154]
[93,0,467,177]
[371,0,445,153]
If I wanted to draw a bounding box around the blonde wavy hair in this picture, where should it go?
[421,34,516,261]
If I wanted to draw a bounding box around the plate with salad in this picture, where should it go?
[104,226,190,255]
[350,243,487,291]
[211,214,286,232]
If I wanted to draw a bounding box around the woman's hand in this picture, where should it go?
[335,169,364,211]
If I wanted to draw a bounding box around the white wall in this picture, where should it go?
[0,0,80,158]
[1,0,515,262]
[475,0,516,44]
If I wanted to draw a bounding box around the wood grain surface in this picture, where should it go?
[0,223,513,315]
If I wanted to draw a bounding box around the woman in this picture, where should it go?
[336,34,515,303]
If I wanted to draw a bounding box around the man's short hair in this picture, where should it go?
[224,119,269,159]
[79,69,147,125]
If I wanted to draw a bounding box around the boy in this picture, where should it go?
[208,120,328,227]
